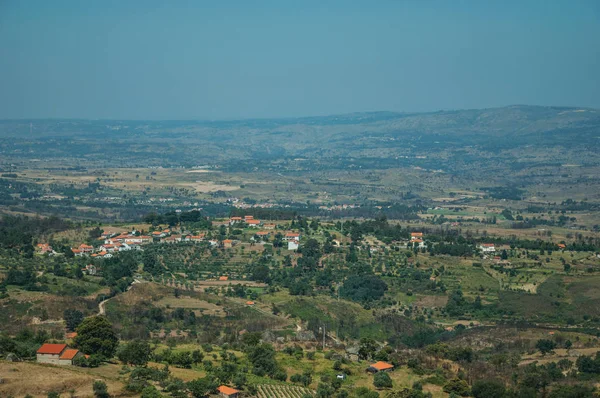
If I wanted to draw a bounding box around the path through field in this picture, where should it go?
[98,278,141,316]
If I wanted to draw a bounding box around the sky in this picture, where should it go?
[0,0,599,120]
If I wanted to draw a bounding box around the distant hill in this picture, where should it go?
[0,105,598,168]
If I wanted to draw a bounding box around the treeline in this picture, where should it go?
[143,210,212,229]
[0,215,72,254]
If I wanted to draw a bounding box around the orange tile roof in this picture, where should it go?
[219,276,229,281]
[65,332,78,339]
[285,232,300,237]
[37,343,67,355]
[247,220,261,224]
[370,361,394,371]
[59,348,80,360]
[411,232,423,237]
[246,301,255,305]
[223,239,233,243]
[217,385,240,395]
[230,217,242,220]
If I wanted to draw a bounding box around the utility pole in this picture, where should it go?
[322,323,326,351]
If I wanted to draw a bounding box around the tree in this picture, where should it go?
[373,372,393,389]
[471,379,505,398]
[74,316,119,359]
[117,340,151,366]
[93,380,110,398]
[252,265,270,283]
[248,344,278,377]
[340,275,387,303]
[535,339,557,355]
[143,252,160,276]
[63,309,84,331]
[233,373,247,389]
[141,386,163,398]
[187,376,218,398]
[443,378,470,396]
[358,338,379,361]
[548,384,596,398]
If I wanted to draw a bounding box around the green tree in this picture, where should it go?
[373,372,393,389]
[74,316,119,359]
[358,338,379,361]
[471,379,505,398]
[93,380,110,398]
[233,372,247,389]
[443,378,470,396]
[535,339,557,355]
[63,308,84,331]
[548,384,596,398]
[248,343,278,376]
[187,376,218,398]
[117,340,151,366]
[141,386,163,398]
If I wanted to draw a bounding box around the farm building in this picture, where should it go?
[288,240,299,251]
[284,232,301,241]
[36,344,83,365]
[478,243,496,253]
[410,232,423,241]
[247,219,261,227]
[229,216,243,225]
[57,348,83,365]
[217,385,240,398]
[367,361,394,373]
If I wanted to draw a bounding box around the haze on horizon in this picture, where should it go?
[0,0,599,121]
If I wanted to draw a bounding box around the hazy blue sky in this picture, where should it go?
[1,0,599,119]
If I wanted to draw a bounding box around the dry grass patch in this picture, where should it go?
[156,295,225,317]
[0,361,126,398]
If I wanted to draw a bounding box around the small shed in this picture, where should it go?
[58,349,83,365]
[367,361,394,373]
[217,385,240,398]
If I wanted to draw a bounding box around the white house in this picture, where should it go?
[288,240,299,251]
[284,232,301,241]
[479,243,496,253]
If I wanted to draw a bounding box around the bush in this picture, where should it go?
[443,378,470,396]
[93,380,110,398]
[471,379,505,398]
[373,372,393,389]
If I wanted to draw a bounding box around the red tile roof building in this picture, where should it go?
[217,385,240,397]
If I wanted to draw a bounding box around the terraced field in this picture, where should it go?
[257,384,315,398]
